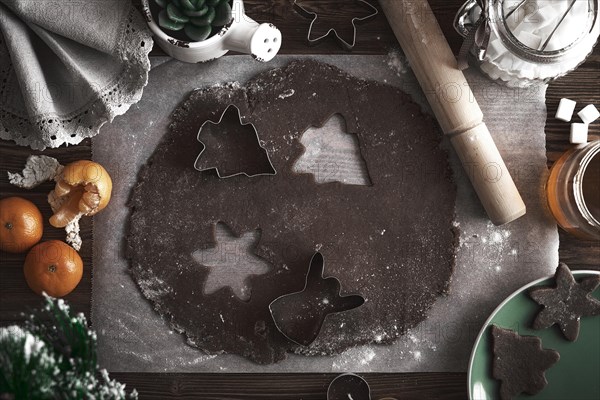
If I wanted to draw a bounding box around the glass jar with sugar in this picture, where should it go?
[455,0,599,87]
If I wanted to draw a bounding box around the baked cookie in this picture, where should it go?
[491,325,559,400]
[529,263,600,341]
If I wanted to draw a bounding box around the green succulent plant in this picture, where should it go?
[155,0,233,42]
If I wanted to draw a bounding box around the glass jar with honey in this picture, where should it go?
[547,140,600,240]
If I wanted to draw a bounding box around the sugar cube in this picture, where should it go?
[555,98,576,122]
[516,30,542,49]
[505,0,527,31]
[570,123,588,144]
[530,6,561,29]
[486,39,506,61]
[503,0,524,14]
[578,104,600,124]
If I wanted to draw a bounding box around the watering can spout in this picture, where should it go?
[224,19,282,62]
[224,0,281,61]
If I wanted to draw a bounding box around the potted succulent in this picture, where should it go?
[155,0,233,42]
[141,0,282,63]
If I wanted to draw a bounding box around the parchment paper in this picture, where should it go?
[92,54,559,372]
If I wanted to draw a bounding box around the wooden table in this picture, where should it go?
[1,1,598,398]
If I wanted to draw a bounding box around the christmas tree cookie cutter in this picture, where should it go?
[293,0,379,51]
[194,104,276,178]
[268,252,365,347]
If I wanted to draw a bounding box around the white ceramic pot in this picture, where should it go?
[141,0,282,63]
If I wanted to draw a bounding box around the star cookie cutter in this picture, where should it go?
[194,104,276,178]
[268,252,365,347]
[293,0,379,51]
[327,373,372,400]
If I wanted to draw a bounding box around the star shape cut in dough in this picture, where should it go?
[192,222,272,301]
[491,325,559,400]
[529,263,600,341]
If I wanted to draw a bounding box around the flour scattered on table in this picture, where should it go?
[459,221,515,270]
[332,347,377,370]
[386,49,410,75]
[136,275,173,299]
[278,89,295,99]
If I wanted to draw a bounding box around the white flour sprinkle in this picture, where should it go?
[137,275,173,299]
[278,89,295,99]
[491,232,503,243]
[332,347,376,370]
[386,49,410,75]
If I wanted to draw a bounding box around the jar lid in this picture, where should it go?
[500,0,598,53]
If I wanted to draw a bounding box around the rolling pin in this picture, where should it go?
[380,0,526,225]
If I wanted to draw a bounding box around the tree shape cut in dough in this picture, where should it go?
[491,325,560,400]
[269,252,364,346]
[192,222,272,301]
[293,114,371,186]
[529,263,600,341]
[195,105,276,178]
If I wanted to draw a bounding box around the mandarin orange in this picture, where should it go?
[23,240,83,297]
[0,196,43,253]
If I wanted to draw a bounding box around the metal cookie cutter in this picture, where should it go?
[293,0,379,51]
[327,373,371,400]
[194,104,276,178]
[269,252,364,346]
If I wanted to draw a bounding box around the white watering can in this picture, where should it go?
[141,0,282,63]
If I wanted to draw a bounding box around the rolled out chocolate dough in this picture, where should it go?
[127,60,458,364]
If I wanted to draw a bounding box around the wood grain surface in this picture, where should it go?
[109,372,467,399]
[0,139,93,325]
[1,0,599,398]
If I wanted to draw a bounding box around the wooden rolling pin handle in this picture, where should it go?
[450,123,526,225]
[380,0,526,225]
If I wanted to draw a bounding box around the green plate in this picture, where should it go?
[468,271,600,400]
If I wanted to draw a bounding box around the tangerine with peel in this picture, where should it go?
[49,160,112,228]
[24,240,83,297]
[0,197,43,253]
